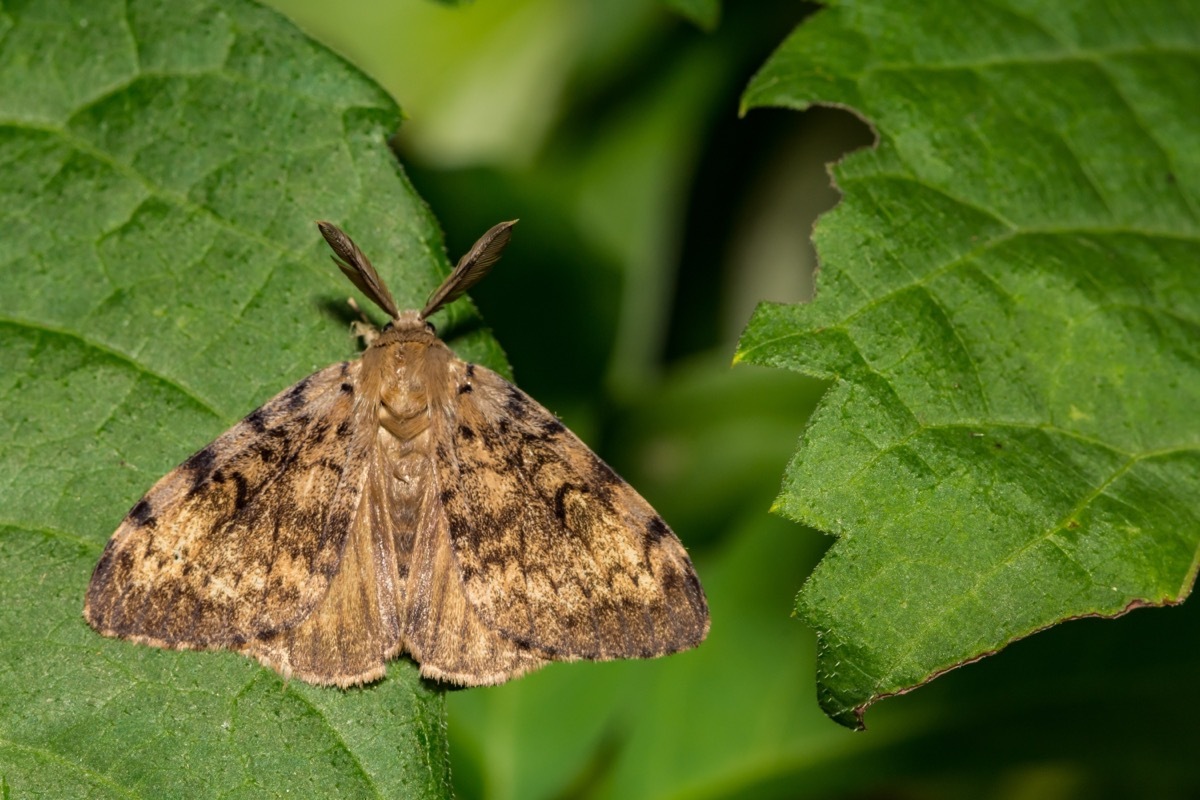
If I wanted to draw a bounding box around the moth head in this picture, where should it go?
[385,310,434,334]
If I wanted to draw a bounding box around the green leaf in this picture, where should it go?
[738,0,1200,728]
[0,0,506,794]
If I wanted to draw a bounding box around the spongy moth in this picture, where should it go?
[84,220,709,686]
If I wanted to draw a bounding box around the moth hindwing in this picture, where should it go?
[84,221,709,687]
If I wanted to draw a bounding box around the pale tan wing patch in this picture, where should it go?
[435,362,710,661]
[85,361,368,650]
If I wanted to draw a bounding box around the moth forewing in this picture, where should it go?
[420,220,518,319]
[84,218,708,689]
[435,362,710,662]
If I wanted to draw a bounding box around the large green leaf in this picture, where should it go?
[0,0,506,795]
[738,0,1200,728]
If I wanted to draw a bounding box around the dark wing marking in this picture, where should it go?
[435,362,709,662]
[85,361,369,651]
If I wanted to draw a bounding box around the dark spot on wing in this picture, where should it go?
[458,383,472,395]
[647,516,670,541]
[128,499,155,528]
[504,385,530,420]
[251,438,280,465]
[184,446,216,476]
[336,419,353,438]
[458,424,475,441]
[231,472,250,510]
[553,483,586,522]
[246,407,268,433]
[538,417,566,439]
[285,375,313,409]
[340,382,354,394]
[465,363,476,378]
[316,457,345,477]
[184,446,217,495]
[659,562,684,592]
[447,512,475,548]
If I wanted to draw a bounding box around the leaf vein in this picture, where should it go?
[0,737,143,800]
[0,316,223,420]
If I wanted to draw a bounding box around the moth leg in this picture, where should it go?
[348,298,380,346]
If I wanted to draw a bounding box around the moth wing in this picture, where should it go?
[437,363,710,661]
[85,361,369,650]
[242,443,408,686]
[395,463,551,686]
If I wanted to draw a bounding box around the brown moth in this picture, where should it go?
[84,220,710,687]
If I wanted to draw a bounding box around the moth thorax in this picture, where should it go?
[378,368,431,441]
[379,344,429,405]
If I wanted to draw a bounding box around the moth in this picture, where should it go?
[85,220,709,687]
